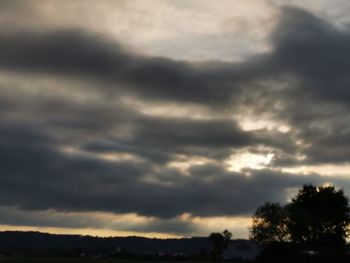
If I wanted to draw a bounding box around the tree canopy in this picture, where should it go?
[287,184,350,247]
[208,229,232,260]
[250,184,350,249]
[250,202,289,243]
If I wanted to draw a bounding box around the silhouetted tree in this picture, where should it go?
[208,229,232,260]
[287,184,350,248]
[250,202,289,243]
[251,184,350,262]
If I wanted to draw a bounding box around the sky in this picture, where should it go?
[1,0,350,239]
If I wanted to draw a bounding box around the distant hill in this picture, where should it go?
[0,231,210,256]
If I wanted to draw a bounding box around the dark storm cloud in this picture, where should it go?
[0,7,349,108]
[0,206,196,235]
[0,30,242,105]
[0,207,96,230]
[237,7,350,166]
[130,120,296,163]
[1,4,350,234]
[82,116,257,163]
[0,115,342,219]
[0,99,325,219]
[0,81,258,163]
[0,8,331,156]
[0,121,338,219]
[132,118,252,148]
[270,7,350,102]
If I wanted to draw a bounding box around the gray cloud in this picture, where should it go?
[0,30,243,106]
[1,4,350,235]
[0,206,197,235]
[0,121,343,218]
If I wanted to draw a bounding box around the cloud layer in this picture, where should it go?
[1,2,350,237]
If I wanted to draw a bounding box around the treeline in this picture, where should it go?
[0,232,209,259]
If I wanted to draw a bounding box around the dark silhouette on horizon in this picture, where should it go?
[250,184,350,263]
[208,229,232,260]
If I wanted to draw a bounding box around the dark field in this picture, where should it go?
[0,259,203,263]
[0,258,118,263]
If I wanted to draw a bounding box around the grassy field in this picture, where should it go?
[0,259,204,263]
[0,259,149,263]
[0,258,117,263]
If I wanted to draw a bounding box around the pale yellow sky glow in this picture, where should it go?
[236,115,291,133]
[61,146,143,163]
[0,225,179,239]
[282,164,350,177]
[167,156,215,174]
[121,96,216,120]
[226,151,275,172]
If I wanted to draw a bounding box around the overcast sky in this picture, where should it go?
[2,0,350,238]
